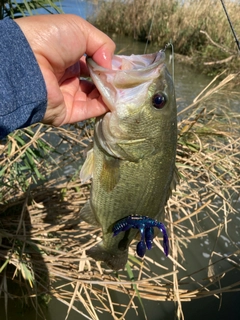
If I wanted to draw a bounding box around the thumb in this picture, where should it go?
[15,14,115,72]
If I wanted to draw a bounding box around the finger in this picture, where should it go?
[66,98,109,124]
[59,61,80,84]
[15,14,115,71]
[58,58,90,85]
[69,16,115,69]
[77,80,104,103]
[79,56,90,77]
[60,78,109,124]
[78,79,96,95]
[92,46,113,69]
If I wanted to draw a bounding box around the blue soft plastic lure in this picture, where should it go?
[112,215,169,258]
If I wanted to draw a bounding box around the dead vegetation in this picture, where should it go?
[91,0,240,74]
[0,71,240,319]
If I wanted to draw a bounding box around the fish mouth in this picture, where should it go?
[86,51,166,112]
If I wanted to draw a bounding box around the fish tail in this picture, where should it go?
[87,243,128,271]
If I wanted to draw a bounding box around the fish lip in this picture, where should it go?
[87,50,165,71]
[86,57,115,111]
[86,51,166,112]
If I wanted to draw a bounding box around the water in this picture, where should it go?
[32,0,95,19]
[1,1,240,319]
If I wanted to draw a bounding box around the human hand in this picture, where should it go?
[15,14,115,126]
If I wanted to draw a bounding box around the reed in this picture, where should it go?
[90,0,240,73]
[1,2,240,319]
[0,71,239,319]
[0,0,62,19]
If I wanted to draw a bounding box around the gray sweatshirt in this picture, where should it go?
[0,18,47,139]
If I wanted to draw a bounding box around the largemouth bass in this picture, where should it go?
[80,50,177,270]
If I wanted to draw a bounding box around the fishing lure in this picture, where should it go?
[112,215,169,258]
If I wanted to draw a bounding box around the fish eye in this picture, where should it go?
[152,93,167,109]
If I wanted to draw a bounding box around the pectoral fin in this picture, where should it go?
[80,148,94,183]
[100,156,120,192]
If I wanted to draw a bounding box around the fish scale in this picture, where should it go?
[80,50,178,270]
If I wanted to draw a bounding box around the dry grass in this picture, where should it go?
[91,0,240,73]
[0,72,240,319]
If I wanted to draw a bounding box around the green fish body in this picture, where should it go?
[80,51,177,270]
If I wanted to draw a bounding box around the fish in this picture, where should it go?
[80,50,178,270]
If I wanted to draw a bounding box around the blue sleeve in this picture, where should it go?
[0,19,47,139]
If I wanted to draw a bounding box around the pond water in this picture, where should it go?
[1,1,240,320]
